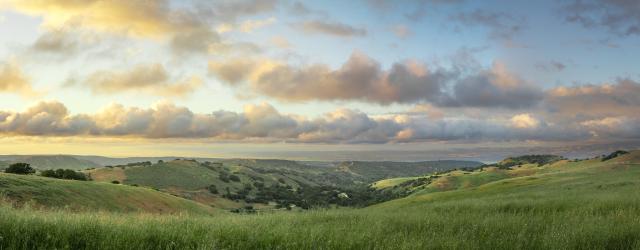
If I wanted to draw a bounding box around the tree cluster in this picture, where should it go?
[40,169,88,181]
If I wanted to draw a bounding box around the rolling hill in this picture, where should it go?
[1,150,639,249]
[0,155,101,170]
[86,158,480,209]
[0,173,216,214]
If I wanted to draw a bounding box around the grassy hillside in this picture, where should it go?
[0,155,101,170]
[86,158,479,209]
[1,151,639,249]
[0,173,215,214]
[335,160,482,182]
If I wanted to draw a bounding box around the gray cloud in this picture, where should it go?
[170,28,220,55]
[444,63,544,108]
[450,9,525,41]
[544,79,640,121]
[209,52,543,108]
[198,0,279,22]
[30,30,79,54]
[536,61,567,72]
[294,20,367,37]
[0,96,638,143]
[562,0,640,36]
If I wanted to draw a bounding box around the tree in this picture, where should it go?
[40,169,88,181]
[4,163,35,175]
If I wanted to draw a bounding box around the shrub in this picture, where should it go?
[207,184,218,194]
[229,175,241,182]
[4,163,35,175]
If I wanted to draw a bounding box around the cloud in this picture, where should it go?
[562,0,640,36]
[30,29,79,54]
[544,79,640,120]
[445,62,544,108]
[450,9,525,42]
[0,98,638,142]
[71,63,203,97]
[3,0,184,38]
[536,61,567,72]
[209,52,543,108]
[294,20,367,37]
[510,113,540,129]
[0,101,95,136]
[4,0,223,55]
[0,62,38,97]
[200,0,278,22]
[169,28,220,55]
[216,17,277,34]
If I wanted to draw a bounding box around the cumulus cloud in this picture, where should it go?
[211,52,450,104]
[70,64,202,97]
[294,20,367,37]
[562,0,640,36]
[209,52,543,108]
[3,0,224,55]
[544,79,640,120]
[0,62,38,97]
[445,62,544,108]
[510,113,540,129]
[0,99,638,142]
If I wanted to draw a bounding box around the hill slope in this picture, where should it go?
[1,151,640,249]
[0,173,216,214]
[0,155,101,170]
[87,158,481,209]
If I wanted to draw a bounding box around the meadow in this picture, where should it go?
[1,152,640,249]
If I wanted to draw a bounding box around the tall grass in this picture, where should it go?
[2,189,640,249]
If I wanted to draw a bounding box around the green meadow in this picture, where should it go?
[1,152,640,249]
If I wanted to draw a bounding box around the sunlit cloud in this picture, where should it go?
[0,61,40,97]
[66,63,203,97]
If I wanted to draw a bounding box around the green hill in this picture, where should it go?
[336,160,482,182]
[86,158,480,209]
[1,150,640,249]
[0,155,101,170]
[0,173,216,214]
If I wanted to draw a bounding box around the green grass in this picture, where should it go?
[370,177,420,189]
[1,152,640,249]
[0,173,215,214]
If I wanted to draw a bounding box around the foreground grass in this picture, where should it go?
[2,156,640,249]
[2,194,640,249]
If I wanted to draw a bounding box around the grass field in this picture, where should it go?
[0,173,215,214]
[1,152,640,249]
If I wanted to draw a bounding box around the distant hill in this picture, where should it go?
[0,155,101,170]
[0,173,216,214]
[335,160,483,182]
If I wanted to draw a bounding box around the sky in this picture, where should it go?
[0,0,639,160]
